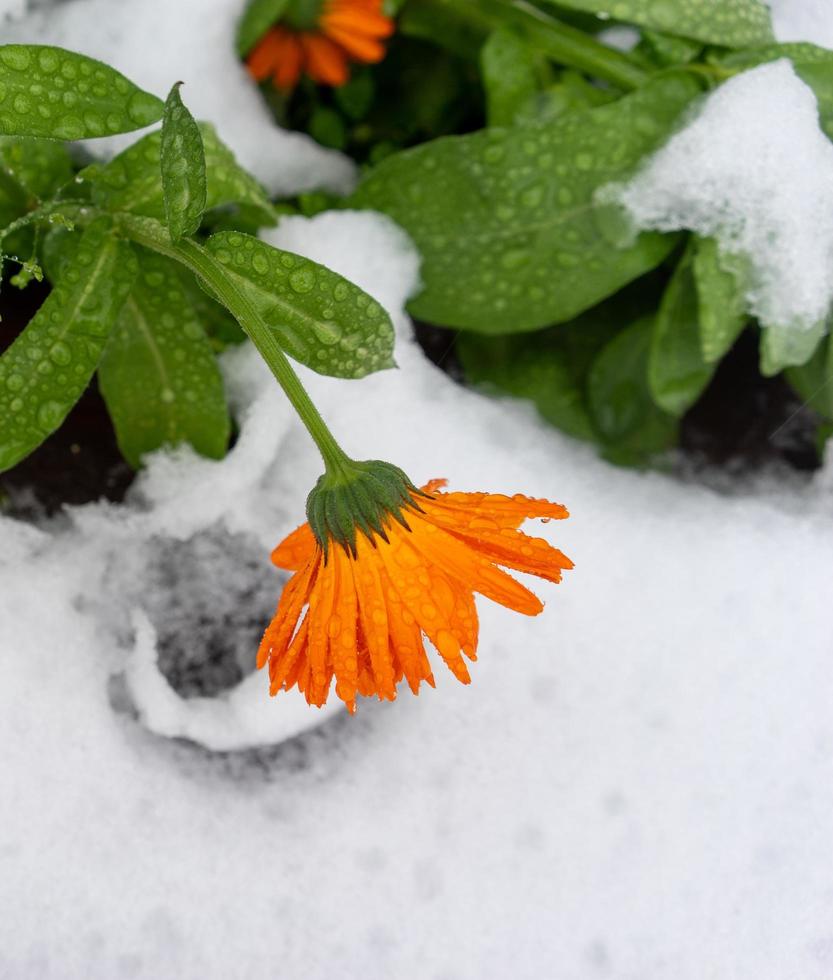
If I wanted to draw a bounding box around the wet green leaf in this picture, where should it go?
[760,320,826,377]
[458,307,620,443]
[481,28,539,127]
[588,314,677,464]
[538,0,773,48]
[638,30,703,68]
[0,45,163,140]
[203,231,395,378]
[237,0,289,56]
[0,218,137,472]
[692,237,747,364]
[350,74,700,332]
[98,248,230,467]
[648,244,714,417]
[87,124,275,227]
[0,136,73,203]
[785,335,833,419]
[160,83,206,241]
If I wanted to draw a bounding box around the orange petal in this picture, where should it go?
[444,525,574,586]
[257,559,317,669]
[271,522,318,571]
[307,550,339,703]
[377,560,433,694]
[320,23,386,63]
[301,33,349,86]
[272,30,304,90]
[377,526,473,684]
[330,546,360,707]
[270,611,310,694]
[246,29,283,82]
[353,537,397,699]
[405,512,544,616]
[321,7,394,38]
[423,490,569,531]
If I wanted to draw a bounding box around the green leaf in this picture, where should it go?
[648,244,715,417]
[87,124,275,227]
[458,306,621,443]
[718,44,833,141]
[98,248,230,467]
[537,0,773,48]
[692,236,747,364]
[760,321,827,377]
[203,232,395,378]
[0,45,163,140]
[588,314,677,463]
[237,0,290,56]
[178,270,246,348]
[160,83,207,241]
[0,218,137,472]
[481,28,539,127]
[0,136,73,202]
[349,74,700,333]
[638,30,703,68]
[785,336,833,419]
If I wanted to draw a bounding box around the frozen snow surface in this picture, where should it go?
[616,59,833,331]
[0,0,26,22]
[2,2,833,979]
[770,0,833,49]
[0,0,355,195]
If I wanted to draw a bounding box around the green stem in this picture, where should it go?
[119,215,351,474]
[476,0,649,91]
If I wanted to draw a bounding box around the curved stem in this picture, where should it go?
[119,214,352,474]
[476,0,649,91]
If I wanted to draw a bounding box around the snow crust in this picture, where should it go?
[2,2,833,978]
[0,0,354,195]
[614,60,833,331]
[770,0,833,49]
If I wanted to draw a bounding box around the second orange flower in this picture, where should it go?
[246,0,395,89]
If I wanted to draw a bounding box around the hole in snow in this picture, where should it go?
[130,527,282,700]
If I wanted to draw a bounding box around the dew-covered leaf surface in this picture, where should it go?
[0,44,163,139]
[350,74,699,333]
[0,218,136,472]
[538,0,773,48]
[98,247,230,467]
[204,231,396,378]
[160,83,206,242]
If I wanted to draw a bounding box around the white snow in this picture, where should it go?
[0,0,355,195]
[613,59,833,332]
[2,206,833,980]
[2,3,833,978]
[0,0,26,23]
[770,0,833,50]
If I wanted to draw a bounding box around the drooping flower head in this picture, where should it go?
[258,460,573,713]
[246,0,394,90]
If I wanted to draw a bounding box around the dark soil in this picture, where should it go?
[413,320,823,473]
[0,279,133,519]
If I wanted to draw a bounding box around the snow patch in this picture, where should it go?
[612,60,833,331]
[770,0,833,49]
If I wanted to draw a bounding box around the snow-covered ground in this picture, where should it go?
[2,2,833,978]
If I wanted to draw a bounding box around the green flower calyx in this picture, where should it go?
[306,459,424,557]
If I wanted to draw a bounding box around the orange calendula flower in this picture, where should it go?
[258,460,573,713]
[246,0,394,90]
